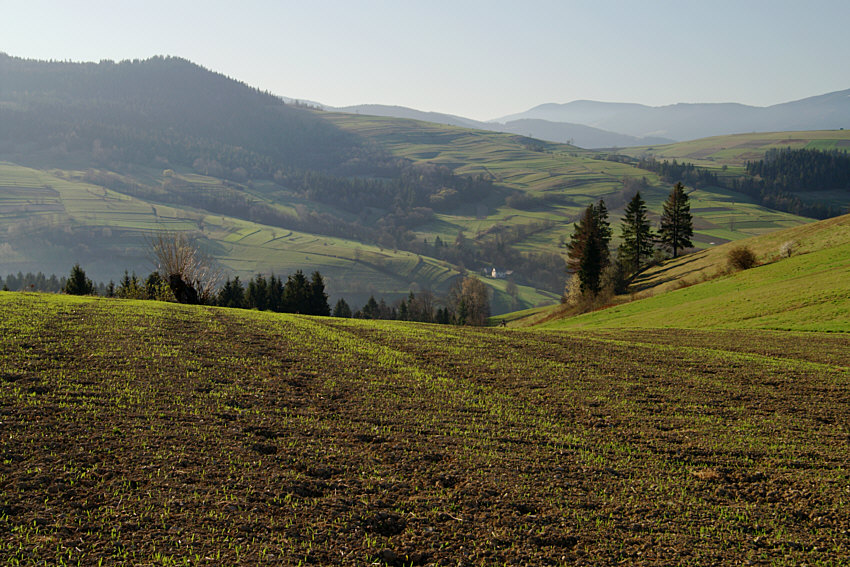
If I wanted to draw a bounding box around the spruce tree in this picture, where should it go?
[333,298,352,318]
[578,232,603,295]
[283,270,310,313]
[246,274,268,310]
[658,182,694,258]
[566,201,610,295]
[64,264,94,295]
[267,274,284,312]
[307,271,330,316]
[145,271,166,300]
[362,296,379,319]
[594,199,613,254]
[117,270,144,299]
[618,192,654,274]
[217,276,245,308]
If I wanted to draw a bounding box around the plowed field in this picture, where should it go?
[1,293,848,565]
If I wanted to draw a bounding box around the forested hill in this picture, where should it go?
[0,54,363,173]
[747,148,850,193]
[0,54,831,312]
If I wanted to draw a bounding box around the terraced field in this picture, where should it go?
[0,163,485,308]
[2,292,848,565]
[622,130,850,169]
[1,121,820,313]
[323,114,813,250]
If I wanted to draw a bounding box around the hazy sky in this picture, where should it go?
[2,0,848,121]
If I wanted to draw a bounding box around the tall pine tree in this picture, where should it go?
[283,270,310,313]
[307,271,330,316]
[566,200,611,295]
[658,182,693,258]
[618,192,654,274]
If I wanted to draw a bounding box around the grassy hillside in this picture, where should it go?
[538,214,850,332]
[324,113,811,249]
[622,129,850,168]
[0,163,483,304]
[0,55,828,311]
[2,292,848,565]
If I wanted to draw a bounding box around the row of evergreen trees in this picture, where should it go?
[60,266,174,299]
[330,277,490,326]
[54,267,499,328]
[13,262,492,326]
[216,271,329,315]
[56,264,331,315]
[567,182,693,297]
[1,272,67,293]
[331,293,454,324]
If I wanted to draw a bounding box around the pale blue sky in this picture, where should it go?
[2,0,848,121]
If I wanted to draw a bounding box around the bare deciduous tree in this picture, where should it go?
[147,232,220,304]
[448,276,491,326]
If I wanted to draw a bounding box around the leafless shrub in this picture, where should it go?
[562,275,590,309]
[779,240,796,259]
[727,245,758,272]
[147,232,220,304]
[563,274,617,313]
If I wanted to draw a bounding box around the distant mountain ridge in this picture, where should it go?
[335,104,484,129]
[494,90,850,142]
[336,89,850,148]
[0,52,361,171]
[335,104,671,148]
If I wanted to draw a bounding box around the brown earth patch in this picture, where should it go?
[1,295,848,565]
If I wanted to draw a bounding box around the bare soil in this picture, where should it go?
[1,295,848,565]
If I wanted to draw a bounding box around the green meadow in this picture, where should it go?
[538,214,850,332]
[2,123,841,312]
[324,113,812,253]
[622,130,850,168]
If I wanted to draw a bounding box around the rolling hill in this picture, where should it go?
[621,130,850,167]
[535,213,850,332]
[336,104,672,148]
[1,54,844,313]
[322,113,816,249]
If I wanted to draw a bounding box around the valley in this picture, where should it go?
[4,55,847,314]
[2,49,850,567]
